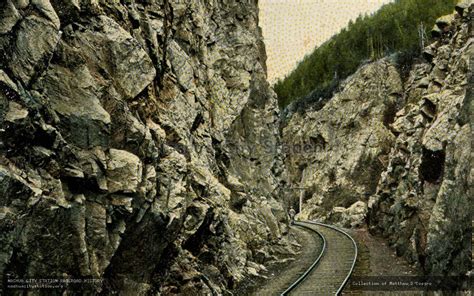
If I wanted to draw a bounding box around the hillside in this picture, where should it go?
[275,0,459,109]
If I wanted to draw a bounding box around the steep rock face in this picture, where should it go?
[368,5,473,276]
[283,60,404,227]
[0,0,291,294]
[283,3,472,276]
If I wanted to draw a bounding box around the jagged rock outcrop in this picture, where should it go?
[0,0,293,294]
[368,4,473,276]
[283,59,404,226]
[283,2,472,277]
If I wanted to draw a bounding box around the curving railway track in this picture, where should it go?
[281,221,358,296]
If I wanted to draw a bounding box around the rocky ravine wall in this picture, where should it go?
[0,0,293,294]
[283,3,472,277]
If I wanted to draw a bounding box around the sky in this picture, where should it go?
[259,0,393,83]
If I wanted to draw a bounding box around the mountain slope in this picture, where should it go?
[275,0,459,109]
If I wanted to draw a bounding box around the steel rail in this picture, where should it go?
[305,220,358,295]
[280,221,327,296]
[281,220,358,296]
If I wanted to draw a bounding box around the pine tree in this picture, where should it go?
[275,0,458,109]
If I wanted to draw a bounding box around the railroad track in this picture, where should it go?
[281,221,358,296]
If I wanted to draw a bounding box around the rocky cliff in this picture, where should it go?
[368,3,472,277]
[283,2,472,277]
[0,0,293,294]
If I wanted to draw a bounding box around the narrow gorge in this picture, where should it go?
[0,0,472,295]
[283,2,472,277]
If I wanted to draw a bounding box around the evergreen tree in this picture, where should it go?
[275,0,458,109]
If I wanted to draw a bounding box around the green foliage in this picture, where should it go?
[275,0,458,109]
